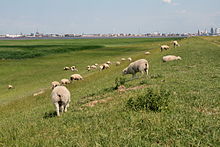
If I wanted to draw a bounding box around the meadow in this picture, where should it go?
[0,37,219,146]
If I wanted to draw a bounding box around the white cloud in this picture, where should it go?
[162,0,172,4]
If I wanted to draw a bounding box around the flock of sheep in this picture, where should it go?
[7,40,181,116]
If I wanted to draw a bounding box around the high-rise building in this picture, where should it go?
[210,28,214,35]
[198,29,200,35]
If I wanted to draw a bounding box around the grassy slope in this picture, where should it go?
[0,38,176,104]
[0,37,220,146]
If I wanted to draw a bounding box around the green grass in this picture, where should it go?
[0,37,219,146]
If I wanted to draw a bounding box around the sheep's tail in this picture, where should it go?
[144,62,149,72]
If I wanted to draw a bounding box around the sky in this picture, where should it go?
[0,0,220,34]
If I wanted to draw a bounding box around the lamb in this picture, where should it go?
[8,85,13,89]
[51,86,71,116]
[145,51,151,55]
[51,81,60,89]
[116,61,121,66]
[162,55,182,62]
[160,45,170,52]
[128,57,132,62]
[70,74,83,81]
[64,67,70,70]
[61,79,70,85]
[122,59,149,78]
[173,41,180,48]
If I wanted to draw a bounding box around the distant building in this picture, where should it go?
[210,28,214,35]
[215,28,220,35]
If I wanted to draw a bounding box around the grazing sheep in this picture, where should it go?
[51,81,60,89]
[70,74,83,81]
[95,63,98,66]
[162,55,182,62]
[122,59,149,78]
[71,66,76,69]
[51,86,71,116]
[8,85,13,89]
[61,79,70,85]
[106,61,111,65]
[87,65,91,71]
[145,51,151,55]
[173,41,180,48]
[160,45,170,52]
[121,58,126,61]
[91,65,97,69]
[64,67,70,70]
[128,57,132,62]
[100,63,110,70]
[116,61,121,66]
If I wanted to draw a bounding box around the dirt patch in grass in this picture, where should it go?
[194,107,219,115]
[83,97,113,107]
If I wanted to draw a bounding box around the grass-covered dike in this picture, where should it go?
[0,37,219,146]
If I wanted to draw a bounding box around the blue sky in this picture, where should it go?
[0,0,219,34]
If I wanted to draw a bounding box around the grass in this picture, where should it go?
[0,37,220,146]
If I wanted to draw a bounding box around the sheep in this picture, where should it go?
[100,63,110,70]
[106,61,111,65]
[122,59,149,78]
[61,79,70,85]
[87,65,91,71]
[70,74,83,81]
[128,57,132,62]
[90,65,97,69]
[51,81,60,89]
[160,45,170,52]
[121,58,126,61]
[116,61,121,66]
[173,41,180,48]
[8,85,13,89]
[64,67,70,70]
[95,63,99,66]
[162,55,182,62]
[51,86,71,116]
[145,51,151,55]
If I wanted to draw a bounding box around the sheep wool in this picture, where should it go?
[162,55,182,62]
[51,86,71,116]
[70,74,83,81]
[122,59,149,78]
[51,81,60,89]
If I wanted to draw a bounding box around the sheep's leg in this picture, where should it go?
[60,105,64,113]
[64,103,69,112]
[54,102,60,116]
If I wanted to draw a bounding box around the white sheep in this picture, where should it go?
[95,63,98,66]
[144,51,151,55]
[90,65,97,69]
[100,63,110,70]
[61,79,70,85]
[51,86,71,116]
[121,58,126,61]
[116,61,121,66]
[162,55,182,62]
[122,59,149,78]
[51,81,60,89]
[128,57,132,62]
[70,74,83,81]
[160,45,170,52]
[106,61,111,65]
[64,67,70,70]
[8,85,13,89]
[173,41,180,48]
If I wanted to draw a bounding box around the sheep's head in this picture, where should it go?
[122,68,128,75]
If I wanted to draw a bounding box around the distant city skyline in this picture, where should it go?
[0,0,220,34]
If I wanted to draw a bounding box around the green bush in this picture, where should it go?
[126,88,170,112]
[114,77,126,89]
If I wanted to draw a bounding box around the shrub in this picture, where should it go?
[126,88,170,112]
[114,77,126,89]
